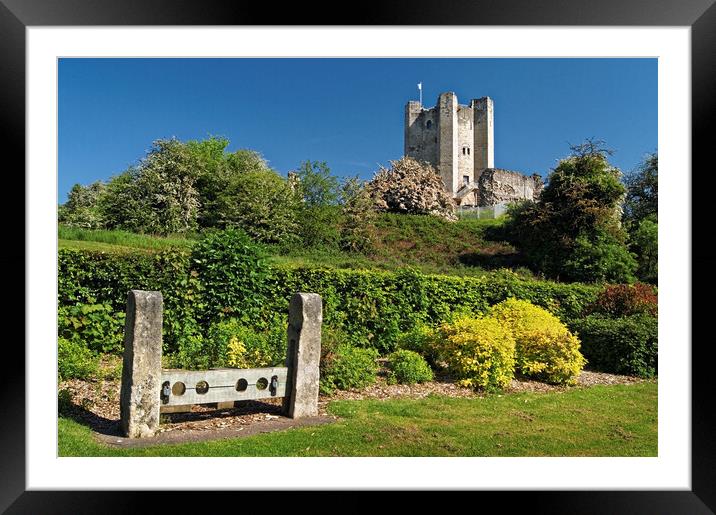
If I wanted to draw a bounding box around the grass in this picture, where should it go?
[58,381,657,457]
[266,214,530,277]
[58,226,197,252]
[59,215,529,277]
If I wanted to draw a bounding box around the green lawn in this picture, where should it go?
[58,226,197,253]
[59,382,657,457]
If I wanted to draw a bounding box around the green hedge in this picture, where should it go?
[58,248,600,355]
[569,314,658,378]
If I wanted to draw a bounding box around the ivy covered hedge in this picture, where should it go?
[58,245,600,356]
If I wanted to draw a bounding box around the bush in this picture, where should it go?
[172,329,214,370]
[170,316,287,370]
[396,322,438,365]
[586,283,657,318]
[434,315,516,391]
[217,317,286,369]
[100,139,201,235]
[320,343,379,395]
[386,349,434,385]
[58,247,601,355]
[191,228,272,323]
[489,298,586,385]
[211,164,301,246]
[58,303,126,354]
[570,314,657,378]
[58,337,99,380]
[59,182,106,229]
[562,231,638,284]
[319,325,345,371]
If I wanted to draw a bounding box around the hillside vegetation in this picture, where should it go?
[59,213,525,278]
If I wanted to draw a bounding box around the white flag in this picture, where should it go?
[417,82,422,90]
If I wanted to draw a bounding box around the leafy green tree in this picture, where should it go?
[72,135,301,241]
[211,163,300,245]
[630,215,658,284]
[339,176,378,253]
[624,152,658,223]
[296,160,340,206]
[622,153,658,284]
[184,138,300,245]
[185,135,232,227]
[58,181,106,229]
[100,139,200,234]
[294,160,342,248]
[505,139,637,282]
[98,169,144,231]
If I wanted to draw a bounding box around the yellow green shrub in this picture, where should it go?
[434,315,516,391]
[489,298,586,385]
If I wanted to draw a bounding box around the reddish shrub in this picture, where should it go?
[586,283,658,317]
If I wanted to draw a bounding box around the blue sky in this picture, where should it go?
[58,58,657,203]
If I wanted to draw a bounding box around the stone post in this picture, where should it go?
[119,290,163,438]
[282,292,322,418]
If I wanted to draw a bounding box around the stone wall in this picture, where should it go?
[476,168,543,206]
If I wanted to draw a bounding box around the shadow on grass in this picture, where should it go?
[59,400,122,437]
[458,251,527,270]
[59,397,284,437]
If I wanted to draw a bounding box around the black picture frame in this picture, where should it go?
[3,0,712,512]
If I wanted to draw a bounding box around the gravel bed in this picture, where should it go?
[59,369,647,439]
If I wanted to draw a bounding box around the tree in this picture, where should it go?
[339,176,378,253]
[58,181,106,229]
[505,139,637,282]
[622,153,658,284]
[100,139,201,234]
[368,156,456,221]
[624,152,658,223]
[295,160,340,207]
[630,215,658,284]
[211,164,300,246]
[294,160,342,248]
[64,136,304,240]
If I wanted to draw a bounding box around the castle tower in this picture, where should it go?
[404,92,494,204]
[404,91,543,208]
[471,97,495,174]
[437,92,459,195]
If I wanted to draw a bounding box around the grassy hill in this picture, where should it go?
[59,213,528,278]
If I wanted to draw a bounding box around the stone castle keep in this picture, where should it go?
[405,92,543,207]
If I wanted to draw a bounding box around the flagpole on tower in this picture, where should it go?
[418,82,423,105]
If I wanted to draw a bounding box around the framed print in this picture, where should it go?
[4,0,714,512]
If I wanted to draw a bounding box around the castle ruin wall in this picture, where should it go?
[477,168,543,205]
